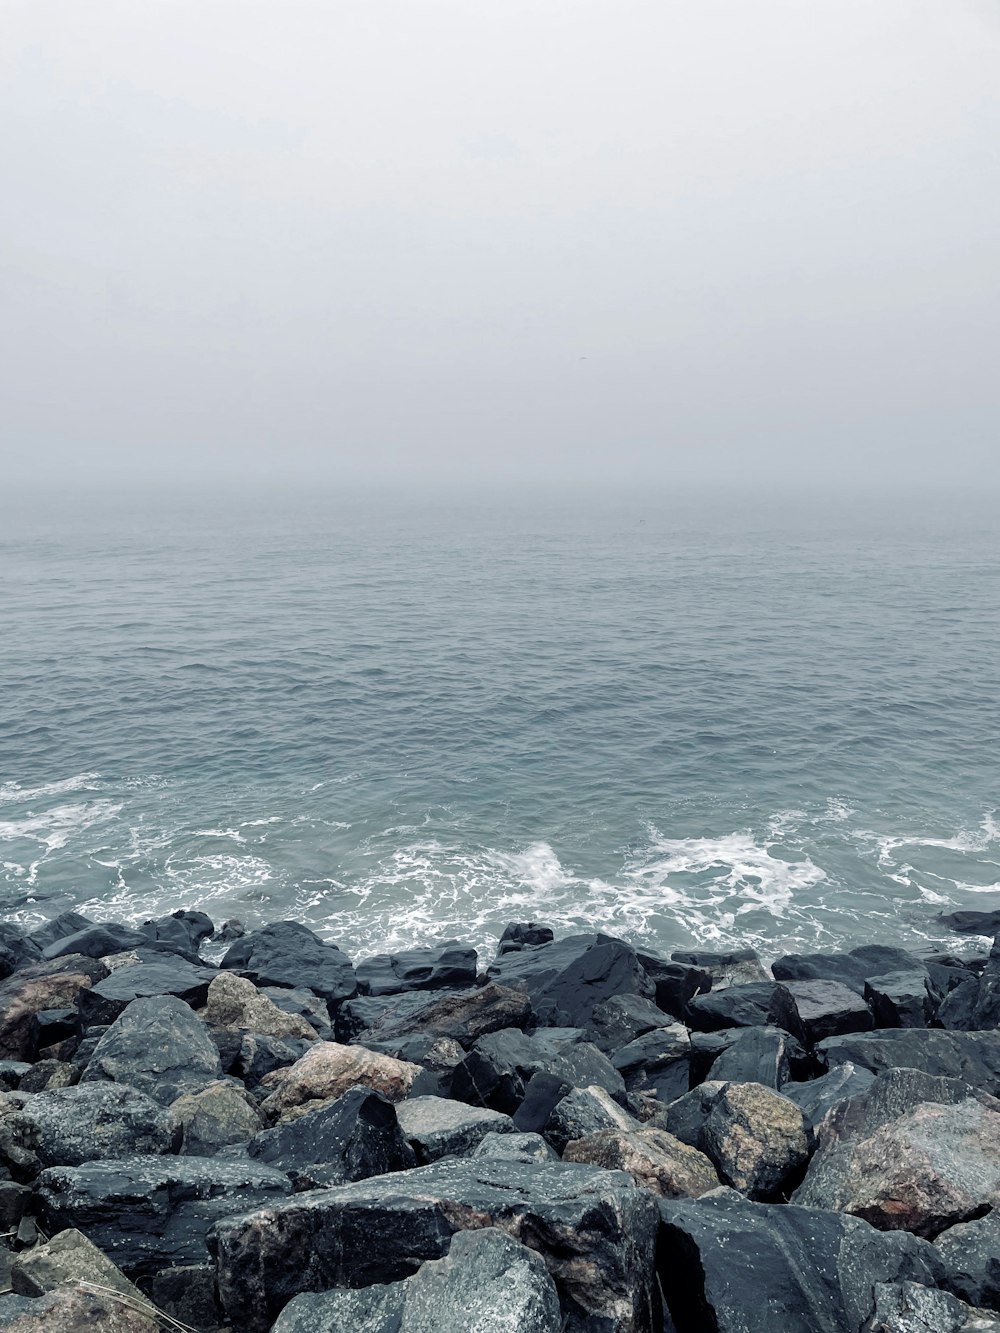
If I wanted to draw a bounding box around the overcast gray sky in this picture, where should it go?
[3,0,999,494]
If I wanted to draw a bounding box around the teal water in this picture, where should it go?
[2,488,998,962]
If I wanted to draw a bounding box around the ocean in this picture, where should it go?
[2,485,998,965]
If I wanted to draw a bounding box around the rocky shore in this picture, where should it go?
[1,910,1000,1331]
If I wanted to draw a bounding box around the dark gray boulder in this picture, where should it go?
[340,983,532,1049]
[781,1062,876,1132]
[474,1130,557,1163]
[772,945,925,994]
[646,1081,725,1149]
[864,971,940,1029]
[817,1029,1000,1092]
[271,1227,563,1333]
[704,1025,798,1090]
[867,1280,1000,1332]
[547,1041,628,1104]
[78,958,218,1027]
[211,1156,660,1333]
[700,1082,810,1199]
[939,910,1000,936]
[233,1031,314,1088]
[222,921,357,1009]
[658,1190,945,1333]
[590,994,675,1053]
[450,1028,543,1113]
[0,926,41,979]
[670,949,769,989]
[687,982,806,1043]
[142,910,214,959]
[936,977,981,1031]
[634,953,711,1020]
[487,933,656,1030]
[935,1212,1000,1311]
[545,1085,639,1153]
[0,1082,174,1175]
[35,1155,292,1278]
[41,923,148,962]
[783,979,874,1042]
[80,994,222,1105]
[249,1085,415,1187]
[0,1062,31,1092]
[972,939,1000,1031]
[396,1095,515,1164]
[356,941,478,996]
[497,922,555,954]
[26,913,94,952]
[611,1024,690,1101]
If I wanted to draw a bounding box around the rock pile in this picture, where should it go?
[0,910,997,1331]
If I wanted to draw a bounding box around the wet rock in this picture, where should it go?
[0,957,106,1061]
[15,1059,76,1093]
[396,1095,515,1163]
[26,913,95,952]
[564,1126,719,1198]
[147,1263,220,1328]
[202,971,318,1041]
[1,1082,174,1175]
[865,971,940,1029]
[611,1024,690,1101]
[357,941,478,996]
[867,1280,1000,1332]
[646,1081,726,1148]
[497,922,555,954]
[211,1156,660,1333]
[793,1067,1000,1236]
[474,1130,557,1163]
[658,1190,945,1333]
[687,982,806,1043]
[78,958,218,1027]
[0,1286,161,1332]
[935,1212,1000,1311]
[41,923,148,962]
[220,918,245,942]
[271,1227,563,1333]
[36,1154,292,1278]
[145,908,214,952]
[817,1029,1000,1093]
[940,910,1000,937]
[783,978,875,1042]
[259,1041,421,1122]
[80,994,222,1105]
[701,1025,799,1090]
[341,982,533,1049]
[221,921,357,1009]
[972,940,1000,1031]
[546,1041,628,1104]
[701,1081,810,1199]
[261,986,334,1039]
[10,1226,144,1302]
[634,953,712,1020]
[545,1084,639,1153]
[170,1078,264,1155]
[233,1032,313,1088]
[772,945,925,994]
[249,1085,415,1187]
[590,994,675,1053]
[670,948,769,989]
[0,927,40,980]
[488,932,656,1029]
[780,1062,876,1132]
[937,977,982,1031]
[450,1028,543,1113]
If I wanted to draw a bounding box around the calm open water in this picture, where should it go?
[2,486,998,963]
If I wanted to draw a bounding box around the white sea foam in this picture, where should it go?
[0,801,122,853]
[0,772,103,803]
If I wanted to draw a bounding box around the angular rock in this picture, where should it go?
[794,1067,1000,1236]
[701,1082,810,1199]
[202,971,318,1041]
[937,977,982,1031]
[147,1263,220,1328]
[171,1079,264,1155]
[658,1190,945,1333]
[78,958,218,1028]
[670,948,769,989]
[0,1082,174,1176]
[211,1156,660,1333]
[647,1081,726,1148]
[865,970,940,1029]
[474,1130,556,1163]
[634,953,712,1020]
[497,922,555,954]
[15,1059,76,1094]
[26,913,94,952]
[590,994,674,1054]
[545,1084,639,1153]
[81,994,222,1105]
[356,941,478,996]
[396,1095,515,1163]
[0,1062,30,1093]
[783,978,874,1042]
[687,982,805,1042]
[233,1032,313,1088]
[611,1024,690,1101]
[340,982,532,1049]
[488,933,656,1029]
[940,910,1000,937]
[221,921,357,1009]
[271,1227,563,1333]
[250,1086,415,1187]
[772,945,926,994]
[564,1127,718,1199]
[0,957,106,1061]
[260,1041,421,1122]
[450,1028,543,1113]
[818,1030,1000,1093]
[41,923,148,962]
[261,986,334,1039]
[781,1062,876,1132]
[706,1025,797,1090]
[546,1041,628,1103]
[935,1212,1000,1311]
[10,1226,144,1302]
[867,1280,1000,1332]
[0,926,40,980]
[0,1287,161,1332]
[36,1154,292,1278]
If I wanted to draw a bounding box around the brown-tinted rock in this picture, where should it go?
[0,1286,160,1332]
[170,1078,264,1155]
[701,1082,810,1200]
[564,1127,719,1198]
[260,1041,421,1123]
[0,958,105,1062]
[346,983,533,1049]
[202,972,318,1041]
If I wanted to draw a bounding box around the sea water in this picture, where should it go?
[2,485,998,964]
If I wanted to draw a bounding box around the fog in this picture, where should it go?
[3,1,999,496]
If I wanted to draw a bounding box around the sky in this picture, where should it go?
[3,0,999,495]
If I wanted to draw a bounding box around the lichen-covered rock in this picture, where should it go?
[935,1212,1000,1312]
[260,1041,421,1122]
[170,1078,264,1155]
[564,1127,719,1198]
[701,1082,809,1200]
[396,1095,515,1163]
[0,1287,161,1332]
[80,994,222,1105]
[202,972,318,1041]
[474,1131,557,1163]
[10,1226,144,1302]
[271,1228,564,1333]
[866,1280,1000,1332]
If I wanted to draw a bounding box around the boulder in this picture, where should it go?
[170,1079,264,1155]
[634,953,711,1019]
[671,948,769,988]
[590,994,675,1053]
[545,1085,639,1153]
[356,941,478,996]
[497,922,555,954]
[78,958,218,1027]
[935,1212,1000,1311]
[865,971,940,1029]
[939,910,1000,937]
[700,1082,810,1199]
[10,1226,143,1302]
[450,1028,545,1113]
[261,986,334,1039]
[146,1263,219,1329]
[657,1190,945,1333]
[0,1063,30,1093]
[259,1042,421,1122]
[0,1082,174,1175]
[611,1024,690,1102]
[474,1131,556,1163]
[564,1127,718,1199]
[487,933,656,1029]
[340,983,532,1049]
[26,913,94,952]
[80,994,222,1105]
[705,1026,799,1090]
[687,982,806,1042]
[211,1156,660,1333]
[793,1067,1000,1236]
[817,1030,1000,1093]
[249,1085,415,1187]
[271,1227,563,1333]
[545,1042,628,1104]
[35,1154,292,1278]
[646,1081,725,1149]
[973,941,1000,1031]
[221,922,357,1009]
[780,1062,876,1132]
[40,923,148,962]
[202,971,318,1041]
[396,1095,515,1163]
[937,978,982,1031]
[0,957,106,1061]
[0,1287,161,1332]
[772,945,926,994]
[0,926,40,979]
[233,1032,313,1088]
[782,979,874,1042]
[867,1280,1000,1332]
[15,1060,76,1094]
